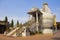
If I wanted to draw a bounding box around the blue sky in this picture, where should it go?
[0,0,60,24]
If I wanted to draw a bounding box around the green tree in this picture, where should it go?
[17,20,19,27]
[10,19,14,27]
[4,16,8,22]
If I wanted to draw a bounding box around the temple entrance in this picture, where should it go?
[0,25,6,34]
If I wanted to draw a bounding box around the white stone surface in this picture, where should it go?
[42,3,51,13]
[29,15,32,21]
[22,27,30,37]
[12,33,17,37]
[22,27,26,37]
[41,6,54,27]
[22,32,26,37]
[28,7,38,12]
[6,27,19,36]
[42,29,53,34]
[4,31,7,35]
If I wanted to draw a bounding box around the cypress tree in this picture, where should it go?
[10,19,14,27]
[17,20,19,27]
[4,16,8,22]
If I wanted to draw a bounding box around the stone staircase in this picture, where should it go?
[5,27,25,37]
[6,27,19,37]
[5,21,36,37]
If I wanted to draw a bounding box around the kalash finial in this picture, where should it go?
[43,2,48,5]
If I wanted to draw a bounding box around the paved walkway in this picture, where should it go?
[0,30,60,40]
[53,30,60,40]
[0,34,53,40]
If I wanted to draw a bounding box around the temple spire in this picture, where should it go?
[42,2,51,13]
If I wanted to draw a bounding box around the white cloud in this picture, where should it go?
[0,17,5,21]
[8,16,29,24]
[0,16,29,24]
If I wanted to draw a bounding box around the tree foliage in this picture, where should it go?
[10,19,14,27]
[17,20,19,27]
[4,16,8,22]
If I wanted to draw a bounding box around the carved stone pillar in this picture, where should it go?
[36,11,39,32]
